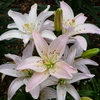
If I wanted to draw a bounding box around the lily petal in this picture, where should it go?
[73,36,87,50]
[75,13,87,26]
[8,78,24,100]
[22,40,34,60]
[40,87,57,100]
[48,33,69,61]
[67,73,95,83]
[0,64,20,77]
[8,10,27,32]
[65,49,76,65]
[57,84,66,100]
[0,30,26,41]
[60,1,74,20]
[5,53,22,64]
[75,23,100,34]
[66,83,81,100]
[32,31,48,58]
[17,56,46,72]
[26,71,49,92]
[7,23,17,28]
[29,4,37,28]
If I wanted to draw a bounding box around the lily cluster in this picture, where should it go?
[0,1,100,100]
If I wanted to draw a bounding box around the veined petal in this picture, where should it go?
[32,31,48,58]
[41,30,57,41]
[65,49,76,65]
[73,36,87,50]
[5,53,22,64]
[8,78,24,100]
[75,13,87,26]
[29,4,37,27]
[60,1,74,20]
[22,40,34,60]
[26,71,49,92]
[67,73,95,84]
[57,84,66,100]
[75,23,100,34]
[40,76,57,90]
[8,10,27,32]
[17,56,46,72]
[35,5,54,32]
[7,23,17,28]
[40,87,57,100]
[0,64,20,77]
[0,30,26,41]
[66,83,81,100]
[48,33,69,61]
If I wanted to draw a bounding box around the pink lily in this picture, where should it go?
[60,1,100,36]
[17,31,77,92]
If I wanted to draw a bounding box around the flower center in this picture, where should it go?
[22,69,34,78]
[24,24,32,34]
[58,79,66,85]
[65,19,75,27]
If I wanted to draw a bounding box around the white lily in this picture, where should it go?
[60,1,100,36]
[17,31,77,92]
[0,4,56,44]
[0,41,40,100]
[40,73,94,100]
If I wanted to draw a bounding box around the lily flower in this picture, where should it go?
[0,41,40,100]
[17,31,77,92]
[0,4,56,45]
[62,45,98,74]
[60,1,100,36]
[40,73,94,100]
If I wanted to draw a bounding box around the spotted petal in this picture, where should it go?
[17,56,46,72]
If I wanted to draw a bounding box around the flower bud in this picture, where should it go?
[54,8,63,31]
[81,97,93,100]
[81,48,100,58]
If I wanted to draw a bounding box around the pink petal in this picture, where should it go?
[22,40,34,60]
[17,57,47,72]
[60,1,74,20]
[49,61,75,79]
[32,31,48,58]
[65,49,76,65]
[26,71,49,92]
[66,84,81,100]
[75,13,87,26]
[57,84,66,100]
[75,23,100,34]
[73,36,87,50]
[48,33,69,61]
[8,78,24,100]
[67,73,95,83]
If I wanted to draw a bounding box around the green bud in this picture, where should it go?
[81,97,93,100]
[54,8,63,31]
[81,48,100,58]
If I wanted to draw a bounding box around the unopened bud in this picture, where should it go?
[81,48,100,58]
[81,97,93,100]
[54,8,63,31]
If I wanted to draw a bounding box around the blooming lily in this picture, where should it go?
[60,1,100,36]
[0,4,56,45]
[0,41,40,100]
[17,31,77,92]
[40,73,94,100]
